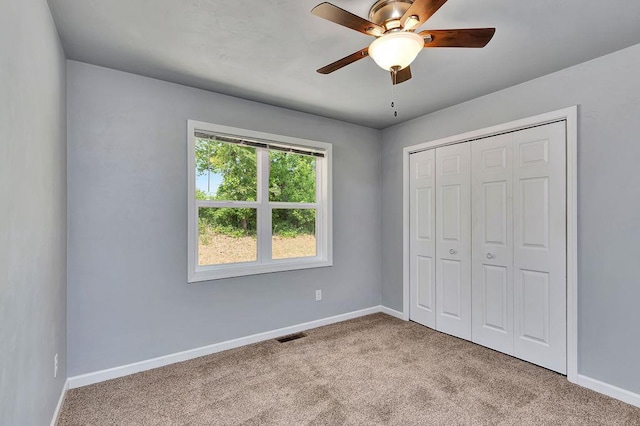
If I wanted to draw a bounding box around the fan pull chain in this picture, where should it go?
[391,75,398,118]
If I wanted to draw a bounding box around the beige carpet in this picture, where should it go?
[59,313,640,425]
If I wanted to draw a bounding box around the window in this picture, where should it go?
[187,120,332,282]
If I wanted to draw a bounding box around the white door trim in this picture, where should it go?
[402,106,578,383]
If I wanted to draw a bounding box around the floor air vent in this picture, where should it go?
[276,332,307,343]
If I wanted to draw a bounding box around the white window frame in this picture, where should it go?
[187,120,333,282]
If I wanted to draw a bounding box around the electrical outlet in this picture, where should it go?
[315,289,322,301]
[54,353,58,378]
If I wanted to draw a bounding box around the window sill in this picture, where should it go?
[188,258,333,282]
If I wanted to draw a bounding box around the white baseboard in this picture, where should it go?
[68,306,384,389]
[577,375,640,408]
[380,305,405,320]
[50,379,68,426]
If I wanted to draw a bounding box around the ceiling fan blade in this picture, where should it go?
[420,28,496,48]
[317,47,369,74]
[311,3,385,37]
[391,66,412,85]
[401,0,449,30]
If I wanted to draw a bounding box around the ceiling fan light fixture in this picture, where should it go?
[366,26,384,37]
[403,15,420,30]
[385,19,402,30]
[368,31,424,71]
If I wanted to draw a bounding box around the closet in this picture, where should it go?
[409,121,567,374]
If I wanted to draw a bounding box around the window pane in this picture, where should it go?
[195,139,257,201]
[198,207,257,265]
[272,209,316,259]
[269,151,316,203]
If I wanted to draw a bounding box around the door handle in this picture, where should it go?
[449,249,457,255]
[486,253,495,259]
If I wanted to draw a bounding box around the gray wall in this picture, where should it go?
[381,43,640,393]
[66,61,382,376]
[0,0,67,424]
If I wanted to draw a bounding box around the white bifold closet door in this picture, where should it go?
[409,149,436,328]
[471,132,515,354]
[435,143,471,340]
[409,121,566,374]
[513,122,566,374]
[471,122,567,374]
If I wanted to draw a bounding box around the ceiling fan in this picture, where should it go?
[311,0,496,84]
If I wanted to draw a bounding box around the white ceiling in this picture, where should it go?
[48,0,640,129]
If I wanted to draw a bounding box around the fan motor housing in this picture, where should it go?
[368,0,413,28]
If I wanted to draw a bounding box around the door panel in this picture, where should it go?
[416,256,434,310]
[416,188,433,240]
[513,122,566,374]
[435,143,471,339]
[410,150,436,328]
[519,269,549,344]
[472,133,514,355]
[441,259,462,318]
[520,178,549,248]
[482,265,509,332]
[482,146,507,170]
[441,185,461,241]
[483,181,508,245]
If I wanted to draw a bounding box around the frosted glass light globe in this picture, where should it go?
[368,31,424,71]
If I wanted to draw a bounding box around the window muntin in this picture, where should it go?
[188,121,332,282]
